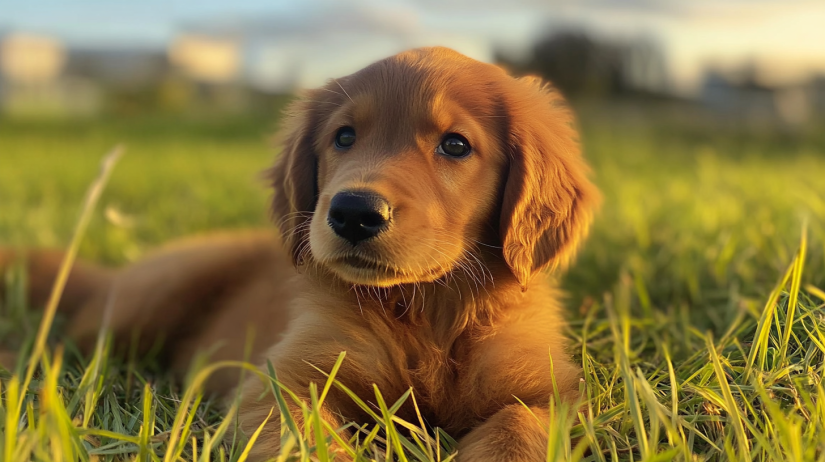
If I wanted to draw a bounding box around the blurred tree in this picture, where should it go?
[497,30,667,98]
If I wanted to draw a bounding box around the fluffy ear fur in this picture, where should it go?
[500,77,600,289]
[269,94,322,265]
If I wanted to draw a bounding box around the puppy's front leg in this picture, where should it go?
[233,306,388,461]
[457,404,553,462]
[236,371,351,461]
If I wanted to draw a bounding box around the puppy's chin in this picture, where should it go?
[320,255,449,288]
[309,228,461,287]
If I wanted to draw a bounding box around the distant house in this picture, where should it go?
[168,34,240,84]
[0,33,102,117]
[699,67,819,127]
[701,70,776,119]
[0,32,176,116]
[0,33,66,85]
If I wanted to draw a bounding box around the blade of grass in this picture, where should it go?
[373,384,408,462]
[308,383,330,462]
[139,383,156,461]
[236,408,273,462]
[16,145,124,412]
[707,335,750,461]
[162,360,268,462]
[778,225,807,364]
[744,260,795,382]
[265,359,307,459]
[3,377,21,462]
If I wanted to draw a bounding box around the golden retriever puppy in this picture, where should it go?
[0,47,599,461]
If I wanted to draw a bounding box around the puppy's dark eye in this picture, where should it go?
[334,127,356,149]
[437,134,471,158]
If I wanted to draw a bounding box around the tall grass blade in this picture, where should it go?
[744,261,794,382]
[236,409,273,462]
[778,225,807,364]
[17,145,124,412]
[707,335,750,461]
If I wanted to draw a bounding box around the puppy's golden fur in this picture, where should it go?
[0,47,599,461]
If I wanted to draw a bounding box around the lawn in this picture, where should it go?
[1,105,825,461]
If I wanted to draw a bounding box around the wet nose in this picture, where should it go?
[327,191,391,245]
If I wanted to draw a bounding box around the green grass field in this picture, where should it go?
[1,106,825,461]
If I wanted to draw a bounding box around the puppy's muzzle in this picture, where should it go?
[327,191,391,245]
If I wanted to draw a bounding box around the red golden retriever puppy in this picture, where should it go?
[0,47,599,461]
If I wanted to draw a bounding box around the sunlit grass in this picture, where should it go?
[1,110,825,460]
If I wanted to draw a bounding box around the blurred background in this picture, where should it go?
[1,0,824,329]
[1,0,825,124]
[2,0,825,125]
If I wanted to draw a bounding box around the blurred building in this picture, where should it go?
[701,70,776,121]
[169,34,240,84]
[1,33,65,84]
[0,32,102,117]
[700,65,824,128]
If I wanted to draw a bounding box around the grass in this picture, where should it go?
[1,105,825,461]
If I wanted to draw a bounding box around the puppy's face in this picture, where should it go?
[272,47,599,289]
[308,76,507,287]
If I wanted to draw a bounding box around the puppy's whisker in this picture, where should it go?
[351,284,364,316]
[285,221,312,237]
[371,286,387,316]
[424,236,485,290]
[418,241,458,295]
[294,233,315,267]
[461,250,492,298]
[455,258,481,299]
[319,87,345,98]
[460,244,494,289]
[429,230,495,290]
[469,239,502,250]
[334,79,355,103]
[457,258,481,296]
[407,283,416,308]
[276,211,314,232]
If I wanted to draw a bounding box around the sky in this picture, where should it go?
[2,0,824,95]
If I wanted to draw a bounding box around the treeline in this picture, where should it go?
[497,30,668,98]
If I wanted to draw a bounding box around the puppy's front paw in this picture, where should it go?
[456,405,550,462]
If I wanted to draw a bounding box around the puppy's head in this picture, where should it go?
[271,47,599,289]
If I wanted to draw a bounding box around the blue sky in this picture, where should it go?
[1,0,303,46]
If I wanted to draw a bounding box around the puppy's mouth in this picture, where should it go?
[338,255,393,271]
[324,253,448,287]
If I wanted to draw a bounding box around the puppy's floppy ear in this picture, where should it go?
[269,93,322,265]
[500,76,600,289]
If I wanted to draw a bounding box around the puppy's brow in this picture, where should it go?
[429,92,447,114]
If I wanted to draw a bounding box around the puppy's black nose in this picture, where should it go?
[327,191,391,245]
